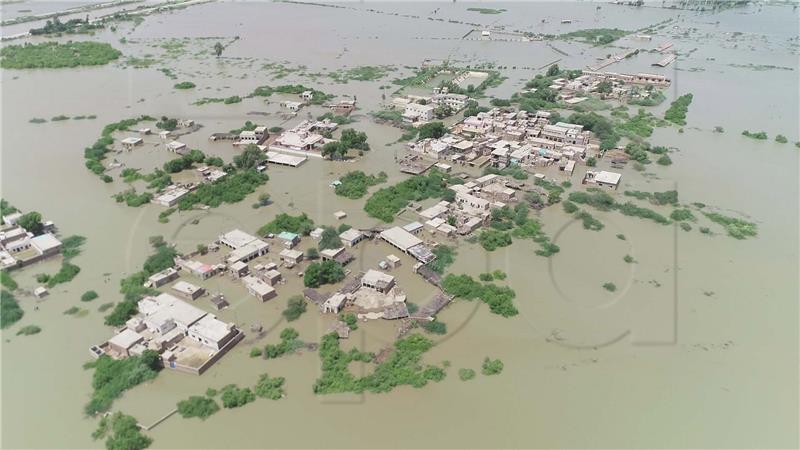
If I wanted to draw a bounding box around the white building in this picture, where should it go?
[403,103,435,123]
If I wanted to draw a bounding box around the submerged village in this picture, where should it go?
[1,1,796,449]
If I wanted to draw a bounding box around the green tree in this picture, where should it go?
[233,144,264,170]
[546,64,560,77]
[213,42,224,57]
[417,121,446,139]
[303,261,345,288]
[17,211,44,235]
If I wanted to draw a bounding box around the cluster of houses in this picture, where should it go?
[0,211,61,271]
[551,70,671,103]
[391,87,471,124]
[120,119,197,155]
[409,108,597,174]
[92,292,243,375]
[269,119,339,155]
[151,165,228,207]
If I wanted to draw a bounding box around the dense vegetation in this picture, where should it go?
[559,28,629,45]
[664,94,693,126]
[93,412,152,450]
[0,41,121,69]
[442,274,518,317]
[303,261,345,288]
[176,169,267,210]
[335,171,387,199]
[29,17,103,36]
[104,241,175,326]
[173,81,196,89]
[1,271,18,290]
[84,115,155,181]
[364,170,451,222]
[84,350,161,415]
[703,212,757,239]
[250,84,333,105]
[318,226,342,250]
[259,213,315,236]
[1,291,24,329]
[313,333,445,395]
[426,245,456,274]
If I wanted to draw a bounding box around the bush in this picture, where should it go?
[481,357,504,375]
[1,291,24,329]
[775,134,788,144]
[81,290,99,302]
[219,385,255,408]
[249,347,263,358]
[254,373,285,400]
[282,295,307,322]
[419,320,447,335]
[264,328,305,359]
[16,325,42,336]
[479,229,512,251]
[742,130,768,140]
[177,396,219,420]
[458,368,476,381]
[656,155,672,166]
[174,81,196,89]
[603,282,617,292]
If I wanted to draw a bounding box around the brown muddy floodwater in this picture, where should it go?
[1,1,798,449]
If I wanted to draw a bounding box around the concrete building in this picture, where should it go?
[584,170,622,189]
[242,275,277,302]
[147,267,179,288]
[279,248,303,265]
[166,140,188,155]
[361,270,396,294]
[403,103,435,123]
[339,229,365,247]
[172,280,205,301]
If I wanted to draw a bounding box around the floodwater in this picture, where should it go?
[1,1,798,448]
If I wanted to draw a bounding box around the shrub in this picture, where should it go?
[16,325,42,336]
[458,368,476,381]
[219,385,255,408]
[603,282,617,292]
[282,295,307,321]
[177,396,219,420]
[81,290,99,302]
[481,357,504,375]
[254,373,285,400]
